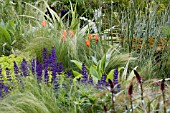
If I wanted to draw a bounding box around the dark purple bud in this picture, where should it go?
[60,10,68,18]
[161,78,165,91]
[134,70,142,83]
[108,79,114,89]
[128,82,133,96]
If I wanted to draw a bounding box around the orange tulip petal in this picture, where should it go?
[95,34,99,42]
[85,40,90,47]
[41,20,46,27]
[69,30,74,37]
[88,34,93,40]
[61,30,68,41]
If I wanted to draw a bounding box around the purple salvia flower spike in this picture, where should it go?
[114,68,120,93]
[4,84,9,94]
[51,64,57,83]
[21,59,29,77]
[14,61,19,76]
[58,62,63,73]
[6,68,12,81]
[44,68,49,84]
[81,63,88,83]
[0,66,3,79]
[51,47,57,63]
[36,59,42,82]
[31,58,36,75]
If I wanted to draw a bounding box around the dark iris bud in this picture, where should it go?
[134,70,142,83]
[161,78,165,91]
[108,79,114,89]
[128,82,133,96]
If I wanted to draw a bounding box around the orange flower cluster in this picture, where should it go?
[85,40,90,47]
[41,20,46,27]
[61,30,75,41]
[85,34,99,47]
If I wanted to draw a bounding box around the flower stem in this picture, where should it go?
[162,90,166,113]
[140,83,147,113]
[130,95,133,113]
[111,91,115,113]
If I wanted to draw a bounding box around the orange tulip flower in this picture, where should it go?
[95,34,99,42]
[62,30,68,41]
[85,40,90,47]
[69,30,74,37]
[88,34,93,40]
[41,20,46,27]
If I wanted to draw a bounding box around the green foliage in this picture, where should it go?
[0,0,170,112]
[0,20,25,56]
[0,74,102,113]
[71,46,130,84]
[0,25,12,55]
[0,54,23,80]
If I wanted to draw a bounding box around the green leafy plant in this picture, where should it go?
[0,54,23,80]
